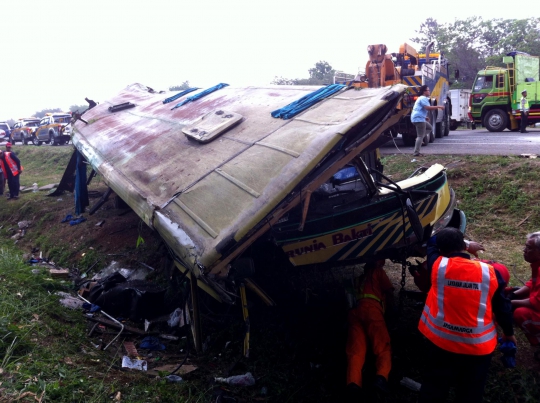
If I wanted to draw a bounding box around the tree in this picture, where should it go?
[69,104,88,114]
[410,17,441,53]
[271,61,336,86]
[34,108,63,119]
[411,17,540,88]
[169,81,191,91]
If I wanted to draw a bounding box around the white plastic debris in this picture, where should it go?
[167,308,182,327]
[400,377,421,391]
[215,372,256,386]
[165,375,183,383]
[121,356,148,371]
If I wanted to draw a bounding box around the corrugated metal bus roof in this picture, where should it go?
[72,82,407,292]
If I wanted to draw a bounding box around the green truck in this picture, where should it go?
[469,52,540,131]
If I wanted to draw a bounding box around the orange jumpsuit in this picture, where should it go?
[346,266,394,387]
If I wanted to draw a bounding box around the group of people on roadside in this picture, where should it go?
[0,142,22,200]
[411,85,532,156]
[346,228,540,402]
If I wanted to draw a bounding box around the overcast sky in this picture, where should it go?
[0,0,534,120]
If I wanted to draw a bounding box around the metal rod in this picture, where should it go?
[190,277,202,352]
[77,294,124,350]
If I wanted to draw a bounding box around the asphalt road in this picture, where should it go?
[380,127,540,156]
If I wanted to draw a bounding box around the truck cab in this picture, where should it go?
[469,52,540,131]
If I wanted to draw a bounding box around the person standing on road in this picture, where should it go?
[346,259,394,401]
[509,232,540,352]
[418,227,515,402]
[0,149,22,200]
[411,85,445,157]
[520,90,530,133]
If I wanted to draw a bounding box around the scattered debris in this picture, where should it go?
[58,292,85,310]
[49,269,70,278]
[18,220,31,229]
[124,341,139,358]
[95,220,105,227]
[159,334,179,341]
[215,372,256,386]
[147,364,198,377]
[39,183,58,191]
[519,153,538,159]
[400,377,421,391]
[165,375,183,383]
[121,356,147,371]
[85,316,147,335]
[517,214,531,227]
[139,336,166,351]
[70,216,87,226]
[11,232,23,241]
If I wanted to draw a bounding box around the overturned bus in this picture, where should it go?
[68,82,464,346]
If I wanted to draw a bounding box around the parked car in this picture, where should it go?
[10,118,40,145]
[0,122,11,139]
[33,113,72,146]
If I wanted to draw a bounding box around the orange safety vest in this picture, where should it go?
[0,152,21,177]
[418,256,498,355]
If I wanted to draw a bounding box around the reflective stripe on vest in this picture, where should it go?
[358,293,381,303]
[419,257,497,354]
[521,97,530,112]
[356,276,384,311]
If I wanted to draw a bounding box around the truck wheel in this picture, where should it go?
[435,110,446,138]
[483,109,508,132]
[402,134,416,147]
[450,121,458,131]
[443,104,450,136]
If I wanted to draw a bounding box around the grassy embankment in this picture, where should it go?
[0,148,540,402]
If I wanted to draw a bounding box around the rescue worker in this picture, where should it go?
[85,97,97,109]
[418,227,515,402]
[411,85,445,157]
[520,89,529,133]
[346,259,394,401]
[510,232,540,351]
[0,149,22,200]
[5,142,16,156]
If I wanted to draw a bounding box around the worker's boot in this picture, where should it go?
[345,383,363,402]
[374,375,390,394]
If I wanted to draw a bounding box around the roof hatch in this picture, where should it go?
[183,110,242,143]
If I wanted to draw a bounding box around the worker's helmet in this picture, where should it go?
[522,90,527,94]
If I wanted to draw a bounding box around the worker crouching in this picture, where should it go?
[346,259,394,401]
[418,228,515,402]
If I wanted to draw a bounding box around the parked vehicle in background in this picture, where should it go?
[0,122,11,139]
[33,113,72,146]
[10,118,41,145]
[469,51,540,132]
[0,129,5,139]
[449,89,472,130]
